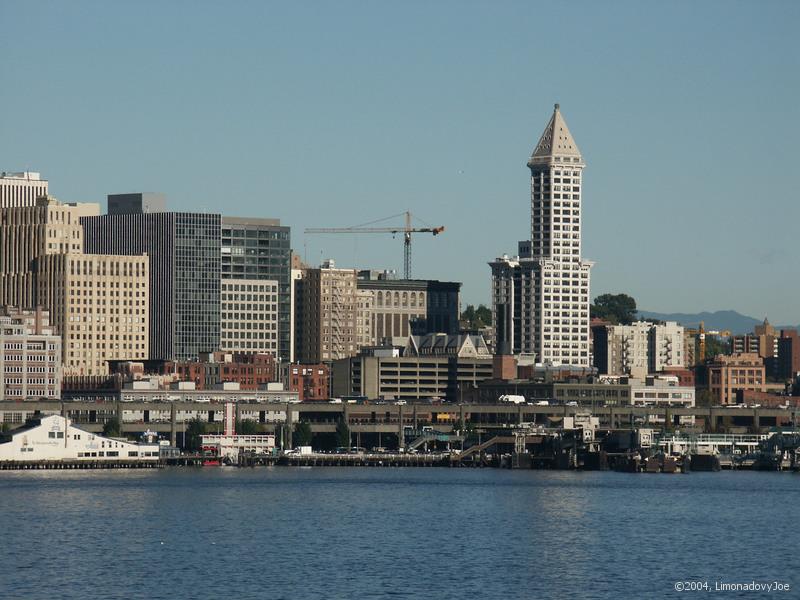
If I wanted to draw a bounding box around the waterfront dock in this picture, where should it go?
[0,459,162,470]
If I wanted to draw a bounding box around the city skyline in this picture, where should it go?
[1,1,798,322]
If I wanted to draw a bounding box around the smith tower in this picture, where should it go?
[490,104,592,367]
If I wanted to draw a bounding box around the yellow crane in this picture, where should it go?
[305,211,445,279]
[686,321,732,364]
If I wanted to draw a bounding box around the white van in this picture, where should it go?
[498,394,526,404]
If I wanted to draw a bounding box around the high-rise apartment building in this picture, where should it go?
[731,318,779,360]
[81,194,220,361]
[221,217,291,360]
[0,306,62,399]
[295,260,358,363]
[36,253,149,375]
[649,321,685,372]
[0,171,48,208]
[593,321,685,376]
[0,196,100,309]
[490,104,592,366]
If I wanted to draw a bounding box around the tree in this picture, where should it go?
[236,419,260,435]
[704,336,730,360]
[185,417,208,452]
[590,293,637,325]
[460,304,492,329]
[335,419,351,449]
[102,417,121,438]
[695,389,713,408]
[294,420,313,447]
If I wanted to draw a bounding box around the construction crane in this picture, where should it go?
[305,211,444,279]
[685,321,732,365]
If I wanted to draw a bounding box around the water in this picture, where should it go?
[1,468,797,599]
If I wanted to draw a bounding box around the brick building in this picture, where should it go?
[287,364,330,401]
[707,353,765,405]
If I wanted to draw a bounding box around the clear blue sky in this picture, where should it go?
[2,1,798,322]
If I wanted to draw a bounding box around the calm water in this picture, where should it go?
[1,468,797,599]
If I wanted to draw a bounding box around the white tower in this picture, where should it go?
[490,104,592,367]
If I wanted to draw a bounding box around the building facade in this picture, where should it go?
[221,217,291,360]
[0,415,160,463]
[356,270,461,345]
[731,318,779,359]
[288,363,330,401]
[295,260,358,363]
[707,353,766,405]
[490,104,592,366]
[81,195,221,362]
[332,334,493,402]
[0,196,100,310]
[36,253,149,375]
[0,307,62,400]
[594,321,685,376]
[778,329,800,380]
[0,171,48,208]
[220,278,279,355]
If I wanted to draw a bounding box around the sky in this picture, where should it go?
[1,1,798,322]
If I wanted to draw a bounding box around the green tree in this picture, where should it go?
[704,336,730,360]
[293,420,313,447]
[236,419,260,435]
[695,389,713,408]
[590,293,637,325]
[460,304,492,329]
[102,417,121,438]
[335,419,351,448]
[185,417,208,452]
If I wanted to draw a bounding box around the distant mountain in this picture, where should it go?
[636,310,780,335]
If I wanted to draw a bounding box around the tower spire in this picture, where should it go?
[528,103,583,168]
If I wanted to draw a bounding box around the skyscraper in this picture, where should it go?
[82,195,220,362]
[0,196,100,310]
[490,104,592,367]
[0,172,48,208]
[221,217,291,360]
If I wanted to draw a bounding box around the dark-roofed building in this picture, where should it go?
[331,334,492,402]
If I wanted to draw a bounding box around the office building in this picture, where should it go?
[0,171,48,208]
[221,217,291,360]
[356,270,461,344]
[107,193,166,214]
[332,334,493,402]
[490,104,592,366]
[0,306,62,399]
[36,253,149,375]
[0,196,100,310]
[81,195,221,361]
[289,265,305,362]
[220,279,279,355]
